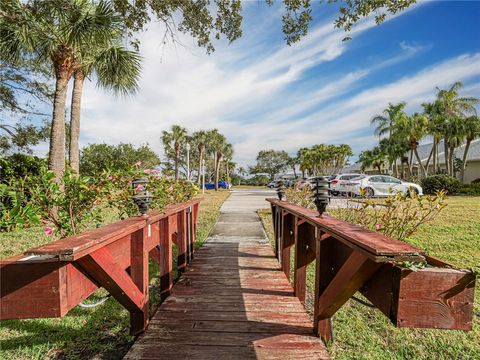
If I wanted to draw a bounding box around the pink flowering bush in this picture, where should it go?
[106,167,199,218]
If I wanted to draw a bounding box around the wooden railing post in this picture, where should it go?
[280,212,295,278]
[271,204,279,260]
[177,210,188,273]
[130,226,149,335]
[159,216,174,301]
[186,206,192,264]
[294,221,316,304]
[314,231,334,343]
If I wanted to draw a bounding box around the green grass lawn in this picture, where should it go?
[258,195,480,360]
[0,190,231,360]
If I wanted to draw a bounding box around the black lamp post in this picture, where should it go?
[276,180,286,201]
[311,176,330,216]
[132,178,152,215]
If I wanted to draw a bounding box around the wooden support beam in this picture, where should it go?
[317,252,380,320]
[159,217,174,301]
[186,206,193,264]
[177,210,188,273]
[77,247,144,314]
[148,222,161,264]
[294,222,316,304]
[130,227,149,335]
[314,234,335,342]
[281,213,295,278]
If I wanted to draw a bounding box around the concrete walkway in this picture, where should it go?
[125,188,329,359]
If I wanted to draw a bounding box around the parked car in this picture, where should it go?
[268,180,280,188]
[346,175,423,197]
[329,173,363,196]
[204,180,231,190]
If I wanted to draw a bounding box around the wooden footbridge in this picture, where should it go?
[0,189,476,359]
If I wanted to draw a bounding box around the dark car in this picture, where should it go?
[203,180,231,190]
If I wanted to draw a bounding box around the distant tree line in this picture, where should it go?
[249,144,353,181]
[361,82,479,182]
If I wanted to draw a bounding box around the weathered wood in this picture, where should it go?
[293,221,315,303]
[281,213,294,278]
[314,233,334,342]
[158,217,173,301]
[177,209,188,273]
[77,247,144,313]
[317,252,380,320]
[267,199,425,262]
[130,227,149,335]
[27,199,201,261]
[125,237,329,359]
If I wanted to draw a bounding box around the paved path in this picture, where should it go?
[125,189,329,359]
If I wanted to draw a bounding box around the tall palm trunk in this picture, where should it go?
[432,139,437,174]
[69,71,85,173]
[449,145,456,177]
[408,149,414,176]
[214,152,221,191]
[443,138,449,175]
[414,147,426,178]
[197,146,204,185]
[174,146,180,180]
[460,139,472,182]
[424,145,434,177]
[48,68,70,176]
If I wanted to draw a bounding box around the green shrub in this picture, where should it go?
[0,180,40,231]
[283,186,447,241]
[420,175,461,195]
[0,154,46,184]
[106,167,199,218]
[457,183,480,195]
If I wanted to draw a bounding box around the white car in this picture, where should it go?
[346,175,423,197]
[329,173,363,196]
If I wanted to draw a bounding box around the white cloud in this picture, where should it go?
[31,1,477,168]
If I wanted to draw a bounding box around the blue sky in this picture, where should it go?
[32,0,480,166]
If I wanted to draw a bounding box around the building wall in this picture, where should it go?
[464,160,480,183]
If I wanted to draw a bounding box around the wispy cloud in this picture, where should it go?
[31,1,477,168]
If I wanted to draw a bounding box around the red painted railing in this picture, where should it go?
[268,198,476,343]
[0,198,201,335]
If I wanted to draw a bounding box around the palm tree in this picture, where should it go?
[460,116,480,182]
[359,147,386,174]
[69,41,141,173]
[161,125,187,180]
[192,130,209,185]
[208,129,228,190]
[0,0,123,176]
[371,102,407,138]
[395,113,429,178]
[371,102,407,173]
[435,82,478,175]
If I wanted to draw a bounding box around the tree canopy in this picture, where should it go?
[111,0,416,52]
[250,149,290,180]
[79,143,161,175]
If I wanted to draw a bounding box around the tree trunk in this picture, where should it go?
[214,152,221,191]
[432,139,437,175]
[69,71,85,173]
[174,147,180,180]
[449,145,455,177]
[48,69,70,176]
[460,139,472,183]
[414,147,426,178]
[197,146,204,185]
[424,143,435,177]
[408,149,414,177]
[444,138,449,175]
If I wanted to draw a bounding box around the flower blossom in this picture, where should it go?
[44,227,53,236]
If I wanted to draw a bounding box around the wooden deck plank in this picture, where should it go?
[124,202,329,359]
